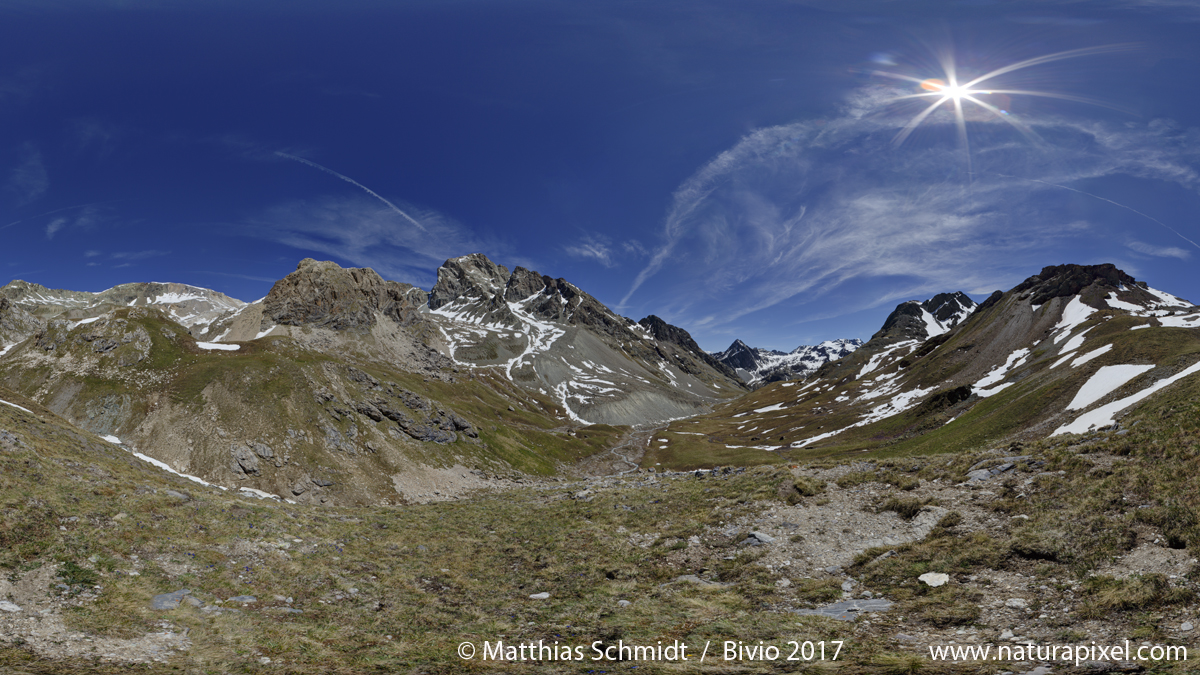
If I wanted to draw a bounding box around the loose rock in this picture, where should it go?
[150,589,190,610]
[918,572,950,587]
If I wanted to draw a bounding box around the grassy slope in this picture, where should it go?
[649,319,1200,471]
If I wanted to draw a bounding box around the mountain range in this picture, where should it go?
[2,258,1198,507]
[3,256,1200,673]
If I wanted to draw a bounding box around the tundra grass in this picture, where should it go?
[5,362,1200,673]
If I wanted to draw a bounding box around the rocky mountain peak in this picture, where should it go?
[504,266,549,303]
[922,292,976,325]
[715,339,770,373]
[429,254,512,309]
[874,291,977,343]
[261,258,426,331]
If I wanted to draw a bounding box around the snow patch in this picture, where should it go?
[1070,344,1113,368]
[1158,313,1200,328]
[1059,326,1094,354]
[1066,364,1157,411]
[1144,286,1189,307]
[753,403,786,413]
[919,308,947,338]
[239,487,283,501]
[857,340,917,378]
[196,342,240,351]
[1053,361,1200,436]
[974,382,1013,398]
[974,348,1030,389]
[1052,297,1097,342]
[1105,293,1142,312]
[0,398,34,415]
[102,435,225,489]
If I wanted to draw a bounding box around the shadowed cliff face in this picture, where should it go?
[262,258,428,331]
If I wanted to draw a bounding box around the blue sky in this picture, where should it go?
[2,0,1199,351]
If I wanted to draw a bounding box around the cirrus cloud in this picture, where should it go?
[621,82,1200,340]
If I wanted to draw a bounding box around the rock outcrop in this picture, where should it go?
[1012,263,1138,307]
[261,258,427,331]
[0,297,44,345]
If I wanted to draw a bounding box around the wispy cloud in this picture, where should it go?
[43,205,102,240]
[564,236,617,268]
[110,250,169,261]
[44,217,67,239]
[622,82,1200,333]
[1128,240,1191,260]
[7,142,47,204]
[248,194,492,288]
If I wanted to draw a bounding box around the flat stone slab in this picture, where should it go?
[791,598,893,621]
[229,595,257,603]
[0,601,22,613]
[150,589,190,610]
[919,572,950,587]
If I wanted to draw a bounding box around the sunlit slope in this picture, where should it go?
[650,264,1200,469]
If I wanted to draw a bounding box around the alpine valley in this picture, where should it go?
[2,257,1200,674]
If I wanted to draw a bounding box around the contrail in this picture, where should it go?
[1,203,103,232]
[275,151,426,232]
[994,172,1200,252]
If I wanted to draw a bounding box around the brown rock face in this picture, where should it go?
[261,259,427,330]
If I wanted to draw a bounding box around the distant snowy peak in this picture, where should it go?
[716,337,862,386]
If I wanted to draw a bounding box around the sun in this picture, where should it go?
[874,45,1126,159]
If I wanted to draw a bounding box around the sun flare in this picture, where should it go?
[875,45,1128,158]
